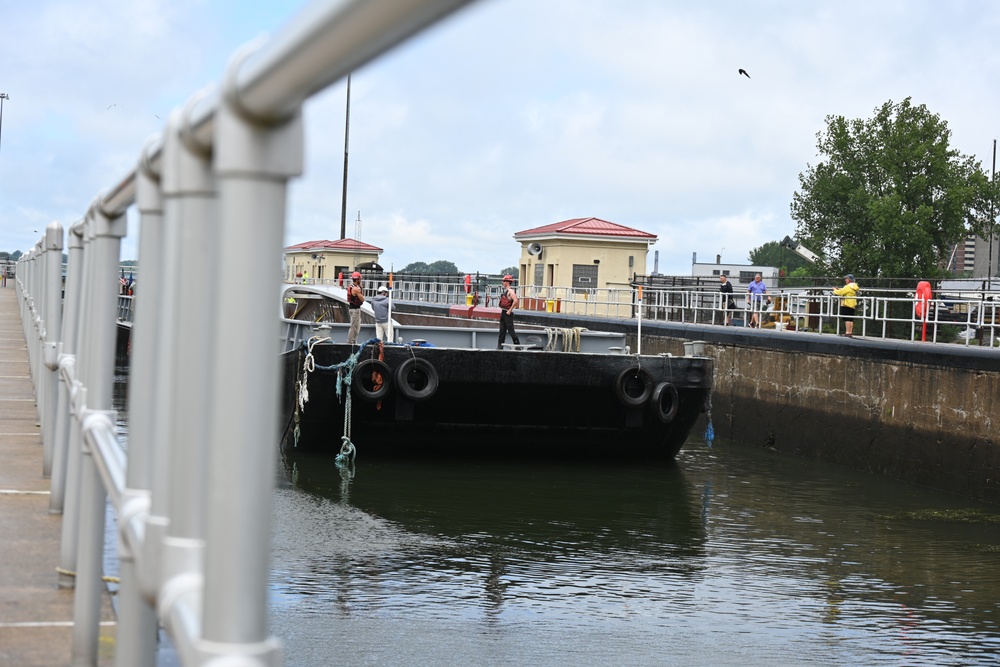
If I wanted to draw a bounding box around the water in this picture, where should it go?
[269,444,1000,666]
[110,371,1000,666]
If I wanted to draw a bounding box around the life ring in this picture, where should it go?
[352,359,392,402]
[650,382,679,423]
[395,357,439,402]
[613,366,654,408]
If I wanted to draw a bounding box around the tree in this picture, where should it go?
[790,97,996,279]
[499,266,519,278]
[399,260,459,274]
[748,241,812,273]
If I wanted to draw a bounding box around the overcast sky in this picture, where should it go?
[3,0,1000,276]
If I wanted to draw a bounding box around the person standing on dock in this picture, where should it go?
[719,274,735,325]
[833,274,860,337]
[347,271,365,344]
[746,273,770,328]
[497,274,521,348]
[372,285,393,343]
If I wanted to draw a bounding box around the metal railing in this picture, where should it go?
[14,1,476,666]
[284,277,1000,346]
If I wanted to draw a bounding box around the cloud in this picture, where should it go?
[4,0,1000,281]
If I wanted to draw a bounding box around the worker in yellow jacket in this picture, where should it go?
[833,274,860,337]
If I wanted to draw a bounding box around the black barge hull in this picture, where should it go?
[281,343,713,460]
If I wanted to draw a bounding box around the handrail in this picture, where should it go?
[13,1,478,666]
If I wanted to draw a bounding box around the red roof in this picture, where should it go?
[284,238,383,253]
[515,217,656,240]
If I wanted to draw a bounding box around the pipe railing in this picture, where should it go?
[270,277,1000,346]
[14,1,477,665]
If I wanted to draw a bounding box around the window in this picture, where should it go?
[572,264,598,289]
[534,263,544,286]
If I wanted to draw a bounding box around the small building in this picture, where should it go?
[691,253,778,285]
[283,238,383,283]
[514,217,657,290]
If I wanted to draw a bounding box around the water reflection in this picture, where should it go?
[276,451,705,624]
[271,442,1000,666]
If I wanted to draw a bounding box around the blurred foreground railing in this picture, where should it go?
[15,1,475,666]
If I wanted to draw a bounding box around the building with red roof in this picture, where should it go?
[283,238,383,283]
[514,217,657,291]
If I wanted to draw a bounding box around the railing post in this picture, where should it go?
[196,47,304,663]
[71,202,127,665]
[114,138,165,667]
[155,96,218,662]
[50,221,84,513]
[41,221,64,477]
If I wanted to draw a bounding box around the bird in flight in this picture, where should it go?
[738,69,750,79]
[107,103,116,110]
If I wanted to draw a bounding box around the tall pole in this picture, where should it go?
[339,74,351,240]
[990,139,996,291]
[0,93,9,154]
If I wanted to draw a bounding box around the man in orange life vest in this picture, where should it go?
[347,271,365,344]
[497,274,521,349]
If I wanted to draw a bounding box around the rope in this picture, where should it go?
[544,326,587,352]
[704,391,715,448]
[296,337,382,464]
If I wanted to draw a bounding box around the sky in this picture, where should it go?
[3,0,1000,276]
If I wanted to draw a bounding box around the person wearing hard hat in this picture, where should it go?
[347,271,365,344]
[497,274,521,349]
[372,285,393,343]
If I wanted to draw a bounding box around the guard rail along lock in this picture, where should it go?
[14,1,478,665]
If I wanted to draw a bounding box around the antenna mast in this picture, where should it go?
[339,74,351,240]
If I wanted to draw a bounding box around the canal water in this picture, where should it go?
[271,442,1000,667]
[110,372,1000,666]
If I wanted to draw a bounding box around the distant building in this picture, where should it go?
[514,217,657,290]
[947,234,1000,277]
[283,238,383,283]
[691,253,778,285]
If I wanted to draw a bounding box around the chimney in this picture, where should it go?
[653,250,659,274]
[692,252,697,265]
[716,254,721,264]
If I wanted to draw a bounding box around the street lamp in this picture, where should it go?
[0,93,8,154]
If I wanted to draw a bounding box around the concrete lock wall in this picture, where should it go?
[627,331,1000,505]
[397,303,1000,503]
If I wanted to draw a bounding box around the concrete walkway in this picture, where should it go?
[0,283,115,666]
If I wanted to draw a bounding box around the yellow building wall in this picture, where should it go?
[284,249,380,283]
[519,239,649,289]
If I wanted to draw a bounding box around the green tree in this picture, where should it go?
[400,260,460,274]
[748,241,812,273]
[427,260,459,274]
[499,266,519,278]
[400,261,430,273]
[790,97,996,279]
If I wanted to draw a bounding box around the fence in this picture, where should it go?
[14,1,475,666]
[282,276,1000,347]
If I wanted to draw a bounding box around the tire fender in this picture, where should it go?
[395,357,439,402]
[650,381,679,423]
[352,359,392,402]
[614,366,654,408]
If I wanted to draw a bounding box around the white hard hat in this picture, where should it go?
[377,285,388,293]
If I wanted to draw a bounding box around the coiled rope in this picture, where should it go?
[544,326,587,352]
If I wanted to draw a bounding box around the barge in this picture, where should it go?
[280,285,713,460]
